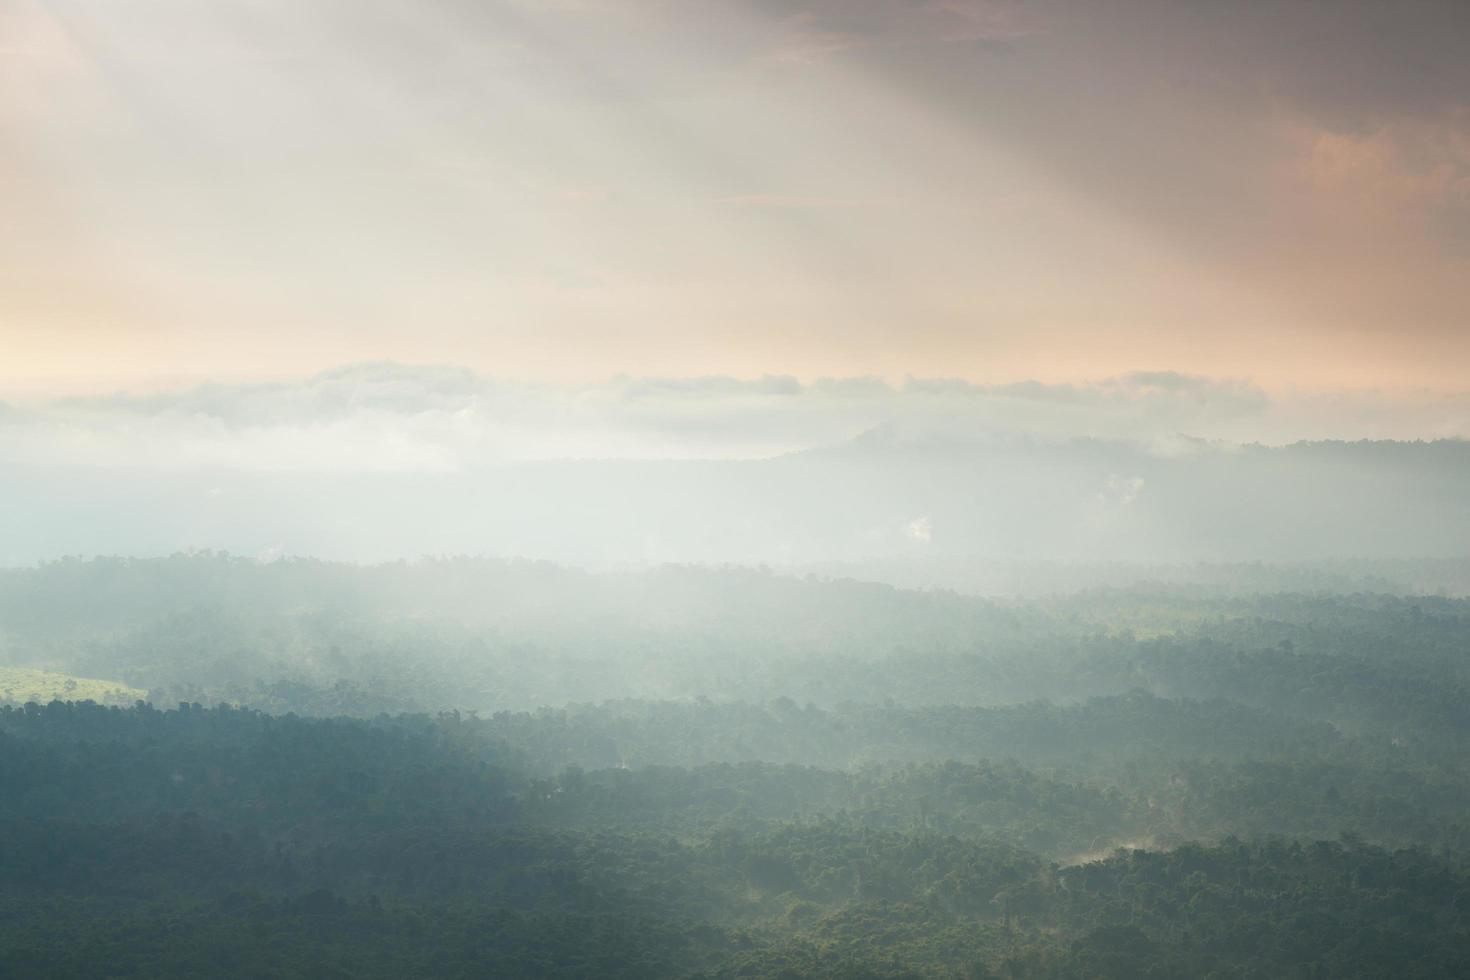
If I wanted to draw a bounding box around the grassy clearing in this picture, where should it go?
[0,666,148,706]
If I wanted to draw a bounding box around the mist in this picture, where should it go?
[4,364,1470,577]
[6,1,1470,976]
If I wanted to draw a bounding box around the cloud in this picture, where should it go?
[0,363,1465,473]
[752,0,1036,62]
[905,516,934,543]
[1292,113,1470,245]
[713,193,895,209]
[1099,474,1145,508]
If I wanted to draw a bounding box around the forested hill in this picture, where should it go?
[4,700,1469,979]
[3,556,1469,728]
[4,556,1470,975]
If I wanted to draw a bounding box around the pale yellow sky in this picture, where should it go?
[3,0,1468,398]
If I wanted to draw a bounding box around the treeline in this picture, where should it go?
[5,558,1470,742]
[6,699,1468,857]
[470,693,1358,772]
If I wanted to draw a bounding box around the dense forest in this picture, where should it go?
[2,555,1469,977]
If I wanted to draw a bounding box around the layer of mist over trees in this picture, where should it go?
[12,0,1470,972]
[5,437,1470,572]
[4,554,1470,977]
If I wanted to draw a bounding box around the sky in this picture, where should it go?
[3,0,1469,422]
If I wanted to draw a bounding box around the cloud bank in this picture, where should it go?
[1,364,1465,472]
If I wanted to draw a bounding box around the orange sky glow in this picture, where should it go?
[3,0,1468,403]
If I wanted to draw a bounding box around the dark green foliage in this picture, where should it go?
[3,558,1470,976]
[3,703,1470,977]
[5,556,1469,729]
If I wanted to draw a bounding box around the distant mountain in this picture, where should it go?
[2,437,1467,572]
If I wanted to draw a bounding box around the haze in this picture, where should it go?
[4,4,1470,978]
[5,0,1469,395]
